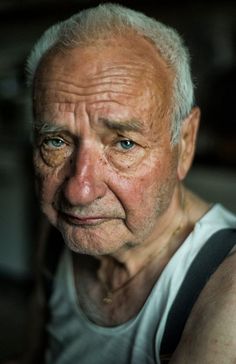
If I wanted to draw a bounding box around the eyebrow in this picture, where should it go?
[33,122,66,134]
[99,118,144,133]
[33,118,145,135]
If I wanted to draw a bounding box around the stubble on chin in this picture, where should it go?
[57,218,129,256]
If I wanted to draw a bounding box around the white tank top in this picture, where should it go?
[46,204,236,364]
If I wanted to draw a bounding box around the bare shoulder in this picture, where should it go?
[170,250,236,364]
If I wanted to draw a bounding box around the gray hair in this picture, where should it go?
[26,3,194,144]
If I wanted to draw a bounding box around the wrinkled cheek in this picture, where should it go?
[33,153,63,220]
[119,175,157,218]
[34,155,50,200]
[129,175,157,203]
[119,162,173,228]
[36,173,60,226]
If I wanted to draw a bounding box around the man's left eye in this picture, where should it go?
[118,140,135,150]
[44,138,65,148]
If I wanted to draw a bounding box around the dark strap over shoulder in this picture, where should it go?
[160,228,236,359]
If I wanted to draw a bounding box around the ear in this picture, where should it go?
[177,107,200,181]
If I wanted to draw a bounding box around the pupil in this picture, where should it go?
[121,140,133,149]
[52,139,62,147]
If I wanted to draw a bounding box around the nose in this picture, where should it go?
[63,144,107,206]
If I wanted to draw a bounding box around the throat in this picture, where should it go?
[97,256,133,305]
[72,252,169,326]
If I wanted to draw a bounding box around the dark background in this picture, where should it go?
[0,0,235,361]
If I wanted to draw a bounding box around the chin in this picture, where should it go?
[58,222,128,256]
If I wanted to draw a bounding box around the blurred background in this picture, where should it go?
[0,0,235,361]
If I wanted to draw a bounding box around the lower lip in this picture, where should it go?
[60,213,111,226]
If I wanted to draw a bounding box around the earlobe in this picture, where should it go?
[177,107,200,181]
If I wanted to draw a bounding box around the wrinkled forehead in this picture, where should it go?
[35,32,173,94]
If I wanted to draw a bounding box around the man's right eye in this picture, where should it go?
[43,137,66,149]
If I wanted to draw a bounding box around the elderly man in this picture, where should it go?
[22,3,236,364]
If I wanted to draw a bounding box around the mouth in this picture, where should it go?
[59,212,114,227]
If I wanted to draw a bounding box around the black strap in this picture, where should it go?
[160,228,236,357]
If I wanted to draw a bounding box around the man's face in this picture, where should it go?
[33,34,180,255]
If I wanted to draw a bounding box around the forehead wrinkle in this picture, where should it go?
[91,65,157,90]
[46,88,136,97]
[37,59,155,91]
[91,61,154,77]
[38,77,136,88]
[36,81,141,100]
[36,60,158,103]
[36,91,139,108]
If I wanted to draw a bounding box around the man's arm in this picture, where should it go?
[170,251,236,363]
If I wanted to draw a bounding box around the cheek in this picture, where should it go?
[34,150,68,203]
[111,165,160,209]
[114,152,178,211]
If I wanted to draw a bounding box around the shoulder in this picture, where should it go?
[170,250,236,363]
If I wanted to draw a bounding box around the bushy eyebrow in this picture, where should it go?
[99,118,145,133]
[33,118,145,135]
[33,122,66,134]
